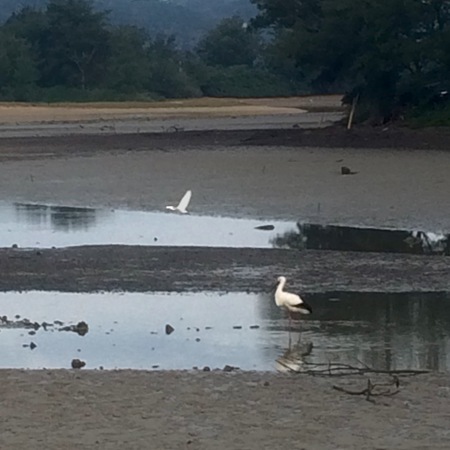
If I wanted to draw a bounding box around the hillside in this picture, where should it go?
[0,0,256,47]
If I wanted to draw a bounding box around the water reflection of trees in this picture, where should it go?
[15,203,99,231]
[272,223,449,255]
[259,291,450,372]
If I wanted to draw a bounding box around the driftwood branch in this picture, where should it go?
[333,377,401,402]
[296,361,429,377]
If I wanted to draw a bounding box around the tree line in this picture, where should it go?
[0,0,293,102]
[251,0,450,123]
[0,0,449,124]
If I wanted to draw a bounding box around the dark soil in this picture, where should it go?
[1,245,449,293]
[1,125,450,162]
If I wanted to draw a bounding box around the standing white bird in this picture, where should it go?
[166,190,192,214]
[274,276,312,330]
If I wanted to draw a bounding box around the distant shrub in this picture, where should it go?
[199,65,294,97]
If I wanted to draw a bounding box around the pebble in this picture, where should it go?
[71,359,86,369]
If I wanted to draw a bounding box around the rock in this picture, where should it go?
[233,326,242,329]
[165,324,175,335]
[11,243,18,249]
[30,342,37,350]
[195,338,200,342]
[71,359,86,369]
[60,321,89,336]
[254,224,275,231]
[202,366,211,372]
[223,365,236,372]
[249,325,260,329]
[341,166,357,175]
[75,321,89,336]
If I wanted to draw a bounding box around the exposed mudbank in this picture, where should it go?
[0,245,449,293]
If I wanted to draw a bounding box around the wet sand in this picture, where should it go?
[1,102,450,448]
[1,128,450,231]
[1,370,450,450]
[1,246,450,293]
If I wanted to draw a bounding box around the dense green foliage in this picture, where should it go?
[251,0,450,123]
[0,0,294,101]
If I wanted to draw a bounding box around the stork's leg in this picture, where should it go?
[288,314,292,349]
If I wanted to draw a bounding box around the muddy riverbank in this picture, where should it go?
[1,246,449,293]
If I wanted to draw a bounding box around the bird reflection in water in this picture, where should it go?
[276,337,313,373]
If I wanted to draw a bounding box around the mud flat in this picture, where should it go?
[1,370,450,449]
[0,246,449,293]
[0,101,450,448]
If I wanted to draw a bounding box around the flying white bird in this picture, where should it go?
[166,190,192,214]
[274,276,312,329]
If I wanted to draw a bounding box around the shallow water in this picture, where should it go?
[273,222,449,255]
[0,202,294,248]
[1,290,449,372]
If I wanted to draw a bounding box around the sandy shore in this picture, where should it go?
[1,101,450,448]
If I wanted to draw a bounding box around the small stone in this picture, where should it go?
[233,326,242,329]
[341,166,357,175]
[249,325,260,329]
[30,342,37,350]
[263,381,270,387]
[11,243,18,249]
[195,338,201,342]
[165,324,175,335]
[254,224,275,231]
[71,359,86,369]
[28,331,36,335]
[75,321,89,336]
[203,366,211,372]
[223,365,235,372]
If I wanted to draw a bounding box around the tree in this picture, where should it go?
[104,26,152,93]
[145,36,200,98]
[252,0,450,122]
[196,16,260,67]
[40,0,111,89]
[0,29,38,99]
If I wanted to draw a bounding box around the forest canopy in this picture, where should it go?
[0,0,449,123]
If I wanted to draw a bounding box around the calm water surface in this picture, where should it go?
[0,291,449,372]
[0,202,294,248]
